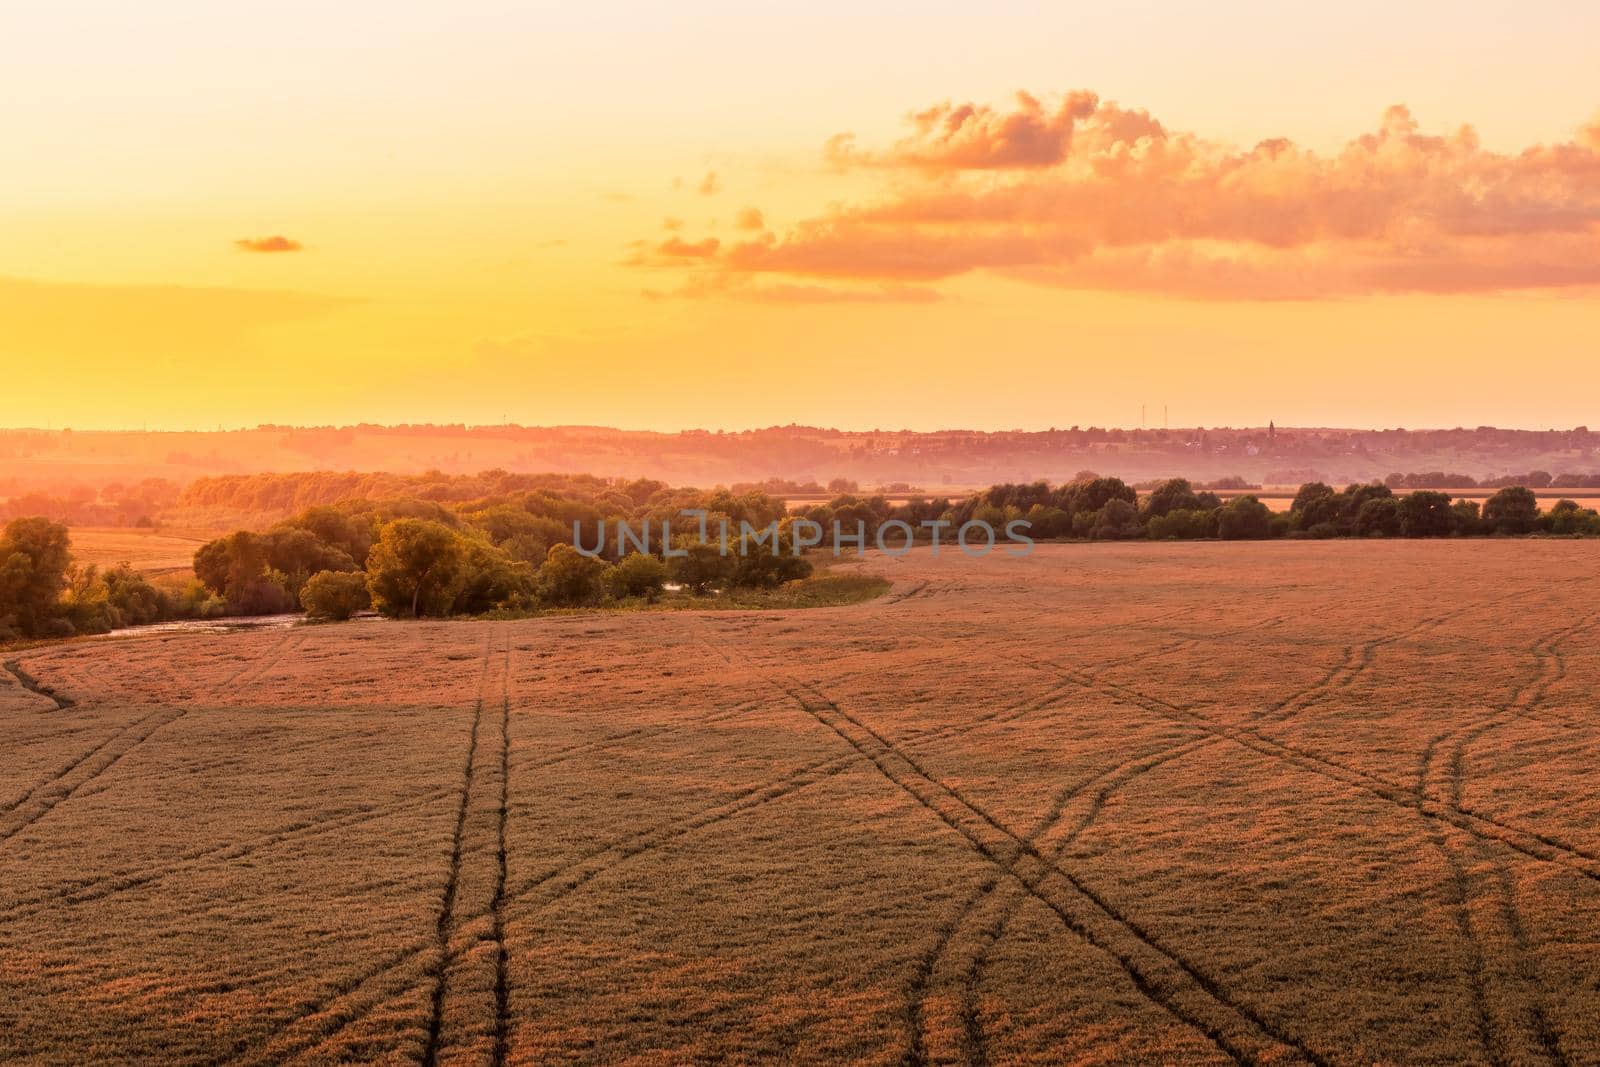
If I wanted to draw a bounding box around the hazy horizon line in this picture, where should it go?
[2,420,1592,437]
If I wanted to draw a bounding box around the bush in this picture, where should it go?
[1450,499,1482,535]
[729,540,812,588]
[1146,508,1216,540]
[607,552,669,600]
[669,542,733,594]
[537,543,610,607]
[1545,499,1600,536]
[301,570,371,621]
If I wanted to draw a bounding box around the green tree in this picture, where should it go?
[365,519,466,618]
[729,532,812,588]
[1217,496,1272,540]
[1355,497,1401,537]
[1544,499,1600,536]
[1398,491,1454,537]
[110,566,165,624]
[669,541,733,594]
[0,517,73,637]
[536,543,611,607]
[607,552,669,600]
[1057,476,1135,518]
[301,570,371,621]
[1339,483,1394,532]
[1090,499,1143,540]
[1482,486,1540,534]
[1290,482,1341,530]
[1139,478,1204,519]
[1147,508,1217,540]
[1450,499,1482,535]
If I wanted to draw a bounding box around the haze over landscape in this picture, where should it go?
[5,4,1600,1065]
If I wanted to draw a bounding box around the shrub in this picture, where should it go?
[537,543,610,607]
[729,541,812,588]
[669,542,733,594]
[1146,508,1216,540]
[1545,499,1600,536]
[301,570,371,621]
[607,552,669,600]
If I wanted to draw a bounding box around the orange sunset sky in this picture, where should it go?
[3,2,1599,432]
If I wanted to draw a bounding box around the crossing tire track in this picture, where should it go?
[764,675,1326,1067]
[1045,665,1600,884]
[1411,615,1596,1066]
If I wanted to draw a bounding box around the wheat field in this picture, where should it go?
[3,541,1599,1065]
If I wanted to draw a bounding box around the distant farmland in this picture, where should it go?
[3,541,1599,1064]
[65,526,216,576]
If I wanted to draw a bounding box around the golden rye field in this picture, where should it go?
[3,541,1599,1064]
[64,526,217,576]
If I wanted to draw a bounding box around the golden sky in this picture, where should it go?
[3,1,1599,431]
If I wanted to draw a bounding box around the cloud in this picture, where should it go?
[234,235,303,253]
[734,207,766,231]
[656,236,720,258]
[662,217,684,231]
[827,90,1102,171]
[633,94,1600,299]
[644,273,941,304]
[697,171,721,196]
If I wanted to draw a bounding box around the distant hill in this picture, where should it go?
[2,423,1597,494]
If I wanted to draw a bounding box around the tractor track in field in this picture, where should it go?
[244,640,1103,1062]
[904,611,1355,1065]
[1,627,304,849]
[703,630,1327,1065]
[491,640,513,1067]
[421,631,497,1067]
[1046,665,1600,883]
[2,659,76,709]
[1410,614,1596,1066]
[761,672,1327,1067]
[0,705,185,846]
[908,598,1557,1065]
[945,603,1501,1064]
[1,627,302,831]
[995,611,1593,1059]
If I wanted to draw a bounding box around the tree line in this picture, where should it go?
[4,473,1596,641]
[948,477,1600,541]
